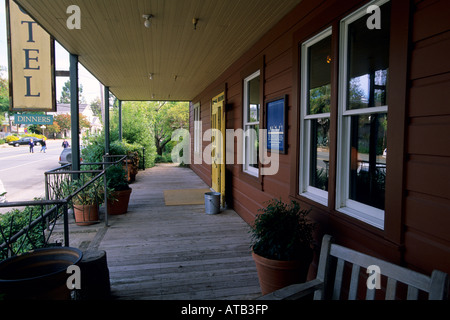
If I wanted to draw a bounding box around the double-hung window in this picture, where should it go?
[336,0,390,229]
[300,28,332,206]
[243,70,261,177]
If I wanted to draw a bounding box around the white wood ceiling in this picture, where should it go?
[14,0,301,101]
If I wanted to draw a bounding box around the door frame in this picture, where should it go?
[211,92,226,207]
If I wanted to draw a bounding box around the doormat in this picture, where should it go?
[163,188,211,206]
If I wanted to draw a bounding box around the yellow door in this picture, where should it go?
[211,92,226,207]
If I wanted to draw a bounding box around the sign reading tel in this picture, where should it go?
[6,0,56,112]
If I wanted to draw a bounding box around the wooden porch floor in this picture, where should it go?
[59,164,262,300]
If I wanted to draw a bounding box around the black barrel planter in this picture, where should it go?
[0,247,83,300]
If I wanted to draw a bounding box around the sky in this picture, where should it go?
[0,0,102,104]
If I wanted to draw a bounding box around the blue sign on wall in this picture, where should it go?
[266,96,287,154]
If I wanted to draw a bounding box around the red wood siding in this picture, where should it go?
[404,0,450,274]
[189,0,450,279]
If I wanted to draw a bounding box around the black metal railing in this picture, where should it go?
[0,154,128,261]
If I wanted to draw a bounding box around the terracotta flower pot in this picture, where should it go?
[252,250,312,295]
[107,188,132,215]
[73,204,99,226]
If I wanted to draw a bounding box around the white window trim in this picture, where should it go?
[243,70,261,177]
[193,102,201,155]
[336,0,389,230]
[299,27,332,206]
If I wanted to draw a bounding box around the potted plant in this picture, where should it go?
[106,165,132,215]
[250,198,315,295]
[125,151,140,183]
[62,178,106,226]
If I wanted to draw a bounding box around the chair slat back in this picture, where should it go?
[319,235,449,300]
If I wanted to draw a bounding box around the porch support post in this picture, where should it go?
[104,86,110,155]
[70,53,80,177]
[118,100,122,142]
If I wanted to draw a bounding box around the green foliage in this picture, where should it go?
[82,134,107,163]
[59,80,85,104]
[83,100,189,168]
[107,165,130,191]
[309,84,331,114]
[250,199,315,261]
[152,101,189,155]
[60,176,107,206]
[155,153,173,163]
[0,201,48,260]
[0,66,9,117]
[109,101,156,168]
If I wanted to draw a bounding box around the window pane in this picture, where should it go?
[349,113,387,210]
[308,35,332,115]
[247,76,260,122]
[309,118,330,191]
[347,2,390,110]
[245,124,259,169]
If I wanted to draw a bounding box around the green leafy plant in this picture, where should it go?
[60,176,109,206]
[0,199,48,260]
[107,165,130,191]
[250,198,315,261]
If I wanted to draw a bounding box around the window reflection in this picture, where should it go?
[304,33,332,195]
[349,113,387,210]
[309,118,330,191]
[347,2,390,110]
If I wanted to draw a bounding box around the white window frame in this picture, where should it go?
[193,102,201,156]
[299,27,332,207]
[243,70,261,177]
[336,0,389,230]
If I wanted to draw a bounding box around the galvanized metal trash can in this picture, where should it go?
[205,192,221,215]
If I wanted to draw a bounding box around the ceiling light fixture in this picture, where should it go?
[149,73,154,80]
[143,14,153,28]
[192,18,199,30]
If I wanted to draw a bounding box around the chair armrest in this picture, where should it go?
[257,279,324,300]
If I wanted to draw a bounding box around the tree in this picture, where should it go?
[59,80,86,104]
[46,122,61,138]
[90,97,102,119]
[54,114,71,137]
[109,101,156,168]
[0,66,10,125]
[152,101,189,155]
[53,113,90,137]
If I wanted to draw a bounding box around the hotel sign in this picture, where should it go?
[6,0,56,112]
[14,114,54,125]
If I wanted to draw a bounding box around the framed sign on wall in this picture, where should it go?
[265,95,287,154]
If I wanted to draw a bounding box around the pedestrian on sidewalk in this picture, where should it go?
[40,139,47,153]
[62,139,70,148]
[29,139,34,153]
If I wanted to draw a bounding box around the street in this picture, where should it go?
[0,139,66,204]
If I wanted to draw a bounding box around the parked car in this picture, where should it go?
[59,148,83,166]
[8,137,44,147]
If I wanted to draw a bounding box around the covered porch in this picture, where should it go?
[52,163,261,300]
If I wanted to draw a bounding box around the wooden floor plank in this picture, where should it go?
[58,164,262,300]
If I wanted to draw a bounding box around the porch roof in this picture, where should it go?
[14,0,301,102]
